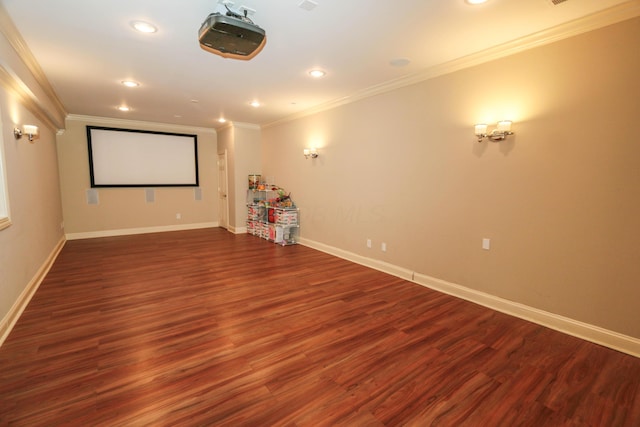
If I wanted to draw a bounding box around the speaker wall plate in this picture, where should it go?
[86,189,99,205]
[145,188,155,203]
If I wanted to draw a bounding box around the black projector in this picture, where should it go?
[198,13,266,59]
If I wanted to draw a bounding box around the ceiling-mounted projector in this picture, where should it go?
[198,12,266,60]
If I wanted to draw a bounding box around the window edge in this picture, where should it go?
[0,217,11,231]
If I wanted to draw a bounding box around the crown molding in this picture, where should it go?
[0,3,67,125]
[230,121,261,130]
[65,114,218,134]
[263,2,640,129]
[0,63,63,130]
[215,121,262,132]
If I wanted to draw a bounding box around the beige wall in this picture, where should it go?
[57,117,218,236]
[217,123,261,231]
[0,36,65,331]
[217,126,237,229]
[262,18,640,339]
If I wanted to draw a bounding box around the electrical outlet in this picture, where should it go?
[176,213,182,220]
[366,239,372,249]
[381,242,387,252]
[482,238,491,250]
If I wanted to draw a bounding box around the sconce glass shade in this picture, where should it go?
[14,124,39,142]
[497,120,512,132]
[303,147,318,159]
[23,125,39,137]
[474,124,488,136]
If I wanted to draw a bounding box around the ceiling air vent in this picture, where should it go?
[548,0,568,5]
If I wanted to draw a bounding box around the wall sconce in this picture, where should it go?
[303,147,318,159]
[474,120,514,142]
[14,125,39,143]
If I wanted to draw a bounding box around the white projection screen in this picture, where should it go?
[87,126,199,187]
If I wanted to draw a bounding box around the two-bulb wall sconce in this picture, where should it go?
[14,124,40,143]
[303,147,318,159]
[474,120,514,142]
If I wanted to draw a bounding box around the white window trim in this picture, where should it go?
[0,217,11,231]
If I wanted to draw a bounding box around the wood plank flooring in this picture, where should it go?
[0,228,638,426]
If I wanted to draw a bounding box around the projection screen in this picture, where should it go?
[87,126,199,187]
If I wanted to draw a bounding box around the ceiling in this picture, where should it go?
[1,0,635,129]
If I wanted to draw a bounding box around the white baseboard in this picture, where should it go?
[0,236,66,347]
[65,222,218,240]
[299,237,413,281]
[230,226,247,234]
[298,237,640,358]
[413,273,640,358]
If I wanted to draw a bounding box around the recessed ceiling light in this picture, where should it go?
[308,69,326,78]
[298,0,318,11]
[131,21,157,33]
[117,106,131,112]
[250,100,261,108]
[121,80,140,88]
[465,0,488,5]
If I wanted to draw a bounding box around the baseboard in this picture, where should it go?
[412,273,640,358]
[299,237,413,281]
[230,225,247,234]
[298,237,640,358]
[0,235,66,347]
[65,222,218,240]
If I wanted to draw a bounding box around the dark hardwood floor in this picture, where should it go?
[0,228,638,426]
